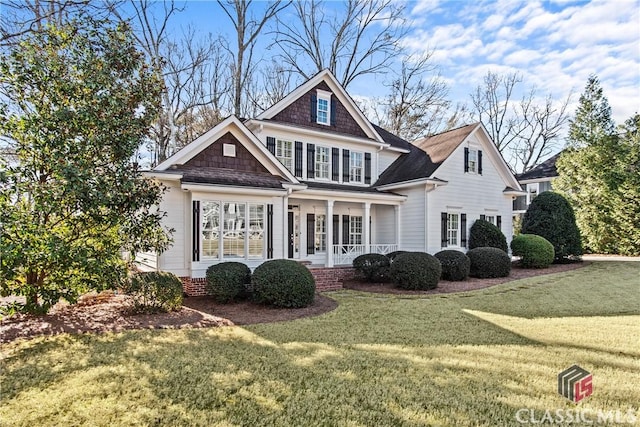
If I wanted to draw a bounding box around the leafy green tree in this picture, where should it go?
[520,192,582,262]
[0,17,170,314]
[555,76,638,254]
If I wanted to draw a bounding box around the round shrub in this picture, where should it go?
[386,250,407,263]
[252,260,315,308]
[353,253,390,282]
[467,247,511,278]
[125,271,183,313]
[521,191,582,262]
[389,252,441,290]
[434,250,470,281]
[469,219,508,252]
[206,262,251,303]
[511,234,555,268]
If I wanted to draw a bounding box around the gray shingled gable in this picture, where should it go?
[516,152,561,181]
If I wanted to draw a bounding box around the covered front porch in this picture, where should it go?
[284,185,405,267]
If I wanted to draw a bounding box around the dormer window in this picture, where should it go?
[316,90,331,125]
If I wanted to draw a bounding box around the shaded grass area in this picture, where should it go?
[1,262,639,426]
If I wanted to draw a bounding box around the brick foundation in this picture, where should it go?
[179,266,355,296]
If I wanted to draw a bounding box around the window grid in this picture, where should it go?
[315,146,330,179]
[350,152,364,183]
[276,139,293,172]
[349,216,363,245]
[468,149,478,173]
[315,214,326,252]
[317,98,329,124]
[447,213,459,246]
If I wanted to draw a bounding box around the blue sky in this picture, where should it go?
[168,0,639,125]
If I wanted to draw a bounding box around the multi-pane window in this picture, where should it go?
[349,216,363,245]
[202,202,220,257]
[447,213,459,246]
[485,215,495,225]
[315,214,326,252]
[315,146,330,179]
[350,152,364,183]
[468,149,478,173]
[317,97,329,125]
[201,201,264,259]
[276,139,293,172]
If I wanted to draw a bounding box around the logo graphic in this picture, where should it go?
[558,365,593,402]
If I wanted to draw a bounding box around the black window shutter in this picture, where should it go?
[333,215,340,247]
[460,213,467,248]
[330,98,337,126]
[307,213,315,254]
[478,150,483,175]
[497,215,502,230]
[266,136,275,155]
[294,141,303,177]
[480,214,486,221]
[192,201,200,261]
[267,204,273,258]
[364,153,372,184]
[331,148,340,181]
[310,94,317,122]
[464,147,469,173]
[441,212,448,247]
[342,215,350,245]
[307,143,315,179]
[342,149,350,182]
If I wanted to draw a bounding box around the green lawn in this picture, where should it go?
[1,261,639,426]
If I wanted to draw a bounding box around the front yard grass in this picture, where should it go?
[1,261,639,426]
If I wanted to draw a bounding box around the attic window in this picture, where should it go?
[316,90,331,125]
[223,143,236,157]
[468,149,478,173]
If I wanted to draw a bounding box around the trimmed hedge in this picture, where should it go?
[125,271,183,313]
[434,250,470,281]
[521,191,582,262]
[467,247,511,278]
[206,262,251,303]
[511,234,555,268]
[386,250,408,263]
[389,252,441,290]
[252,260,316,308]
[469,219,508,252]
[353,253,390,282]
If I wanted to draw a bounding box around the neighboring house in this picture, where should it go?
[513,152,561,215]
[143,70,523,293]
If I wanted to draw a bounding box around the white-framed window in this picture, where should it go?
[349,216,363,245]
[350,151,364,183]
[201,201,265,259]
[447,213,459,246]
[315,214,326,252]
[468,149,478,173]
[485,215,495,225]
[316,91,331,125]
[276,139,293,172]
[315,146,330,179]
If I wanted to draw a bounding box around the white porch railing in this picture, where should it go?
[332,244,398,266]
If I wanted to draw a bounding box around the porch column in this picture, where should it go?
[364,202,371,253]
[395,204,401,250]
[282,195,288,259]
[326,199,334,267]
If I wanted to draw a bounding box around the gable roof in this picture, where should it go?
[257,69,384,143]
[516,152,561,181]
[153,115,299,185]
[375,123,478,187]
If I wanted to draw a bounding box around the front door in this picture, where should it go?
[288,207,300,259]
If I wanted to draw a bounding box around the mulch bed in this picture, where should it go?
[0,262,587,344]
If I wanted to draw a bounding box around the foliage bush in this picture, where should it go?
[469,219,508,252]
[125,271,183,313]
[434,250,470,281]
[520,192,582,262]
[252,260,316,308]
[206,262,251,303]
[467,247,511,278]
[511,234,555,268]
[353,253,391,282]
[389,252,441,290]
[386,250,408,263]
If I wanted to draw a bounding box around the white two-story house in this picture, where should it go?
[143,70,522,293]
